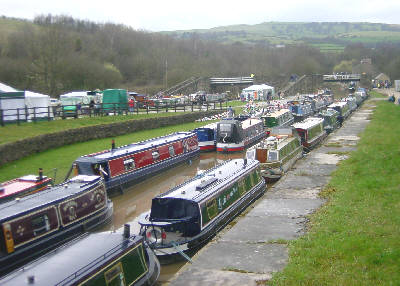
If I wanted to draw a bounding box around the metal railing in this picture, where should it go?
[0,101,228,126]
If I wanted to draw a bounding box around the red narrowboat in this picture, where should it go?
[0,169,52,203]
[73,132,199,196]
[293,117,327,151]
[0,175,113,276]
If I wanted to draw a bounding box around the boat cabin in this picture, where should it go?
[319,108,339,133]
[192,123,217,151]
[261,109,294,129]
[293,117,327,150]
[288,100,313,121]
[328,101,351,120]
[0,175,113,276]
[73,132,199,195]
[0,231,160,286]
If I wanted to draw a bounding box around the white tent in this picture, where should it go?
[241,84,275,101]
[24,91,53,120]
[0,82,18,92]
[0,84,26,122]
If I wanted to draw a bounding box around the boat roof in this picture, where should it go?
[76,132,194,162]
[0,232,143,286]
[155,159,258,203]
[293,117,324,130]
[0,176,51,200]
[241,118,262,129]
[320,108,339,116]
[256,135,298,150]
[328,101,348,108]
[194,122,218,130]
[262,108,291,118]
[0,175,102,222]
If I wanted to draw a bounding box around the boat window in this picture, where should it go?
[32,214,50,236]
[206,199,218,220]
[268,151,278,161]
[169,145,175,157]
[152,150,160,161]
[151,199,198,220]
[123,158,135,171]
[104,262,126,286]
[219,123,231,132]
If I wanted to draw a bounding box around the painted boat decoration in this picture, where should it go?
[246,128,303,182]
[293,117,327,151]
[192,122,217,152]
[261,109,294,133]
[138,159,265,264]
[0,169,52,203]
[319,108,340,134]
[288,100,314,122]
[73,132,199,196]
[216,118,265,152]
[0,229,159,286]
[0,175,113,276]
[328,101,351,125]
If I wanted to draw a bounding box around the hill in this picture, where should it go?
[166,22,400,52]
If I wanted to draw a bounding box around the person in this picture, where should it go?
[128,98,135,113]
[89,100,95,116]
[228,106,234,117]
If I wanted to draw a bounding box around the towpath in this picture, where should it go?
[168,100,376,285]
[375,87,400,104]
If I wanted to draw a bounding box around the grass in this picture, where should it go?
[269,100,400,285]
[0,121,215,184]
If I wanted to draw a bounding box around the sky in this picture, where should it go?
[1,0,400,31]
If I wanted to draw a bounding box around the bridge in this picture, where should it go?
[209,77,254,86]
[323,74,361,82]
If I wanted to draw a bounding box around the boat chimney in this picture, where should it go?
[243,158,247,168]
[27,275,35,284]
[123,224,130,239]
[0,185,4,193]
[111,139,116,150]
[38,168,43,181]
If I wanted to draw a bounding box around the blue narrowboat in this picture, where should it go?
[288,100,314,122]
[138,159,266,264]
[216,118,265,152]
[192,122,217,152]
[0,175,113,276]
[73,132,199,196]
[0,229,160,286]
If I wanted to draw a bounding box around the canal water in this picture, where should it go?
[103,151,244,283]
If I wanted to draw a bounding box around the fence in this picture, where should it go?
[0,100,228,126]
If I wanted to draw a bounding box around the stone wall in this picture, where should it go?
[0,110,223,167]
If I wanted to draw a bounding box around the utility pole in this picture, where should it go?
[165,58,168,90]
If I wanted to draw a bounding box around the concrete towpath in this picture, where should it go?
[168,100,376,286]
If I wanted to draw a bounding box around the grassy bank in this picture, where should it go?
[0,121,214,184]
[270,100,400,285]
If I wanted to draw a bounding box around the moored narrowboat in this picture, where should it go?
[288,100,314,122]
[216,118,265,152]
[0,175,113,276]
[319,108,340,134]
[73,132,199,196]
[261,109,294,132]
[328,101,351,125]
[0,229,160,286]
[293,117,327,151]
[192,122,217,152]
[138,159,265,264]
[0,169,52,203]
[246,128,303,182]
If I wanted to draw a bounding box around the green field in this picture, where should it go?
[269,97,400,285]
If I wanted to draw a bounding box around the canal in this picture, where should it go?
[103,151,244,283]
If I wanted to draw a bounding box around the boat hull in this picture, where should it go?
[151,180,266,264]
[198,141,216,152]
[216,132,266,153]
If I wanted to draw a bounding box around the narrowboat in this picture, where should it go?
[319,108,340,134]
[138,159,265,264]
[192,122,217,151]
[73,132,199,195]
[344,97,357,112]
[0,228,159,286]
[0,169,52,203]
[328,101,351,125]
[216,118,265,152]
[246,128,303,182]
[0,175,113,276]
[293,117,327,151]
[288,100,314,122]
[261,109,294,132]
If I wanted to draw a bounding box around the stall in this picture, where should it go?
[241,84,275,101]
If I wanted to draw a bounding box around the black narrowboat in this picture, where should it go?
[138,159,266,264]
[0,175,113,276]
[0,229,159,286]
[216,118,265,152]
[73,132,199,196]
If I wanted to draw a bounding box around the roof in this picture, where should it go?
[76,132,195,162]
[0,232,143,286]
[242,84,274,92]
[194,122,218,130]
[328,101,348,108]
[293,117,324,130]
[156,159,259,203]
[0,175,101,222]
[0,82,18,92]
[262,108,291,118]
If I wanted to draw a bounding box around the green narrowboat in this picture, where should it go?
[319,108,340,134]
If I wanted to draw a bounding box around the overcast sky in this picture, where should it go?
[1,0,399,31]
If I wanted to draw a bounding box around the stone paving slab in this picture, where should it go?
[272,173,330,190]
[266,187,322,199]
